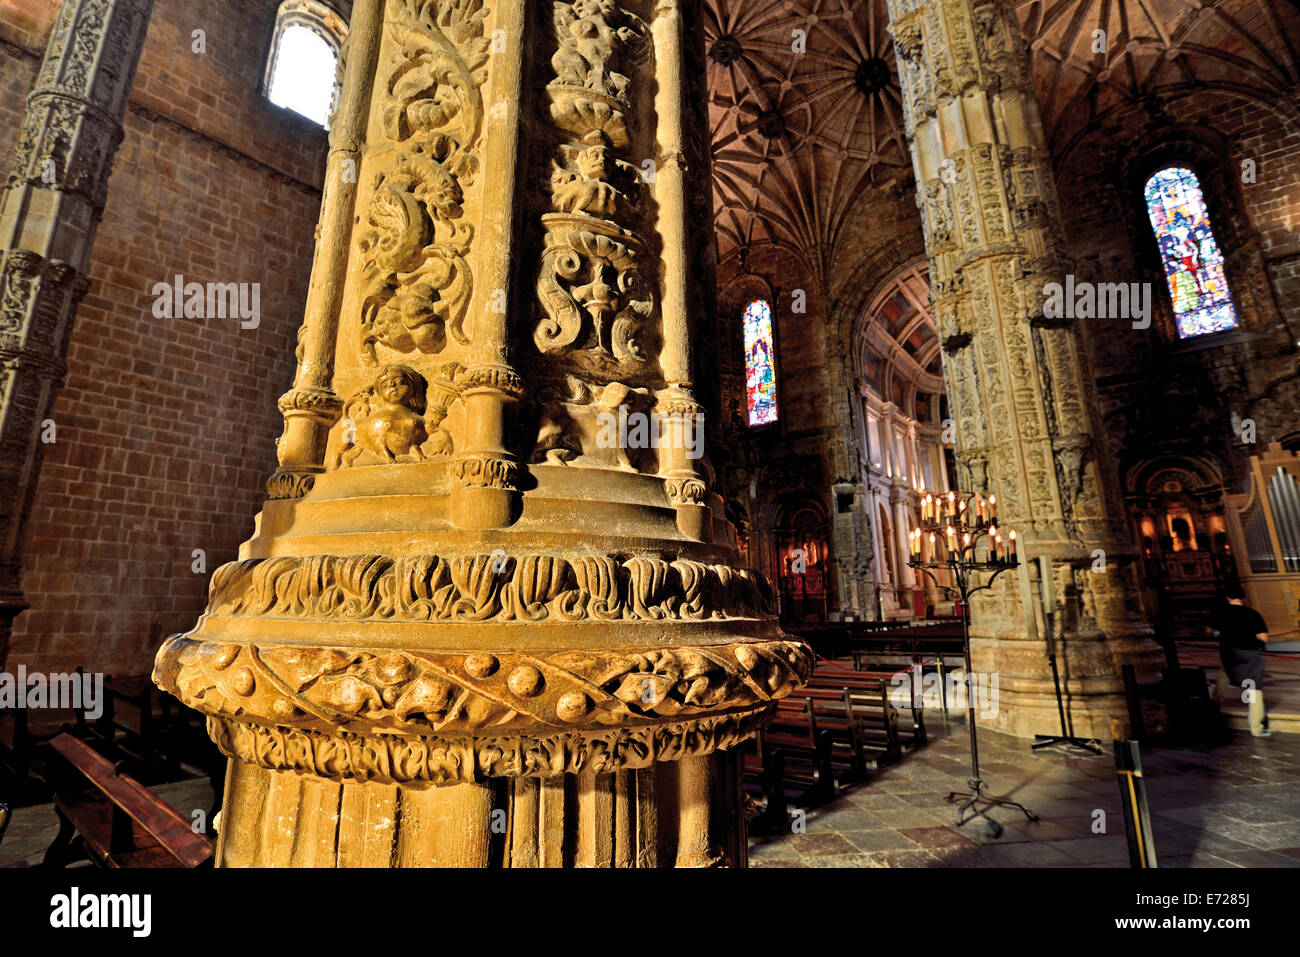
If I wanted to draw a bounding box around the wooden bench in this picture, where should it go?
[806,671,909,758]
[762,698,836,801]
[41,733,214,869]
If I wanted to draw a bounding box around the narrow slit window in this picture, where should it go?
[1143,166,1240,338]
[743,298,778,426]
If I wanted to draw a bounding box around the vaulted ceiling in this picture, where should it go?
[1018,0,1300,156]
[858,262,943,402]
[705,0,910,275]
[706,0,1300,272]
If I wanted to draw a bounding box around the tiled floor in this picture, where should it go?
[747,716,1300,868]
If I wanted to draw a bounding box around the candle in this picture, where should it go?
[989,495,997,522]
[994,534,1002,562]
[976,496,986,523]
[1009,529,1017,562]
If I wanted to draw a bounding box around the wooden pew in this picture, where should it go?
[762,698,836,801]
[806,671,907,759]
[776,688,868,775]
[742,736,787,832]
[41,733,214,869]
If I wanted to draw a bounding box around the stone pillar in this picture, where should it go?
[0,0,154,666]
[154,0,810,867]
[885,0,1162,737]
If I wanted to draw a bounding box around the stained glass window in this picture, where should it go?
[743,299,778,425]
[1143,166,1239,338]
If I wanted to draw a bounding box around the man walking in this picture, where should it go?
[1209,584,1271,737]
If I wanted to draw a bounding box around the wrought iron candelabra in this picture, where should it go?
[908,490,1038,832]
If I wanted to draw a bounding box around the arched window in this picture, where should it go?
[742,298,778,425]
[264,1,347,128]
[1142,166,1239,339]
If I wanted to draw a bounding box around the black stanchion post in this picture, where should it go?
[1114,738,1158,868]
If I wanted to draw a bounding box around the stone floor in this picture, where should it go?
[747,716,1300,868]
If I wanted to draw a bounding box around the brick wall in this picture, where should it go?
[3,0,329,676]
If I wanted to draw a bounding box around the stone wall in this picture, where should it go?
[3,0,328,676]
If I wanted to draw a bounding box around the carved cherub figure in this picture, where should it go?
[336,365,430,467]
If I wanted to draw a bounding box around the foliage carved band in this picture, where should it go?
[458,365,525,397]
[265,470,317,501]
[452,454,518,489]
[197,551,780,624]
[204,706,773,785]
[155,633,810,738]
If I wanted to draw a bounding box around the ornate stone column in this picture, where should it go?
[0,0,154,666]
[155,0,810,867]
[885,0,1162,737]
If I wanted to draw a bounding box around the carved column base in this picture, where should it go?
[214,746,744,868]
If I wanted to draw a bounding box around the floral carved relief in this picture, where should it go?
[156,631,810,743]
[357,0,489,363]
